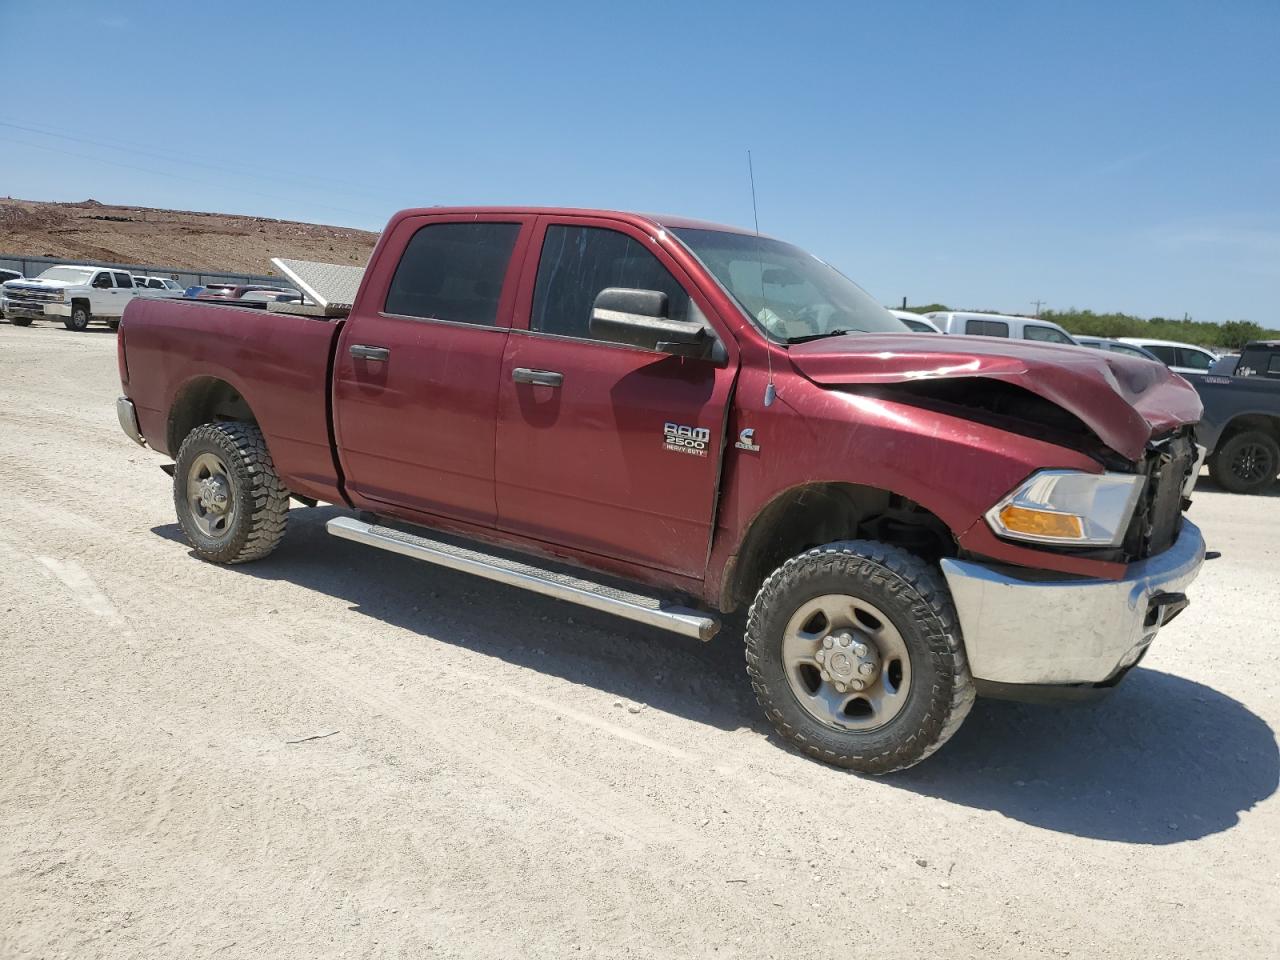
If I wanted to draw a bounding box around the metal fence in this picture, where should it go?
[0,252,283,290]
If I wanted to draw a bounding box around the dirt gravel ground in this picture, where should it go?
[1,321,1277,959]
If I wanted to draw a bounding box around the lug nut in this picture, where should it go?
[851,680,865,691]
[823,637,833,649]
[820,669,830,681]
[840,635,851,647]
[834,681,847,692]
[859,663,875,677]
[853,643,868,657]
[816,650,825,662]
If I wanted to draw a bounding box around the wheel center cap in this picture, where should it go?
[197,476,229,513]
[815,630,881,692]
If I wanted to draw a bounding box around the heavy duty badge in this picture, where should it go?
[663,422,710,457]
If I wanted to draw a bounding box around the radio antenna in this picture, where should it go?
[748,150,777,407]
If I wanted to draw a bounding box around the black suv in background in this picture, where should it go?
[1195,340,1280,494]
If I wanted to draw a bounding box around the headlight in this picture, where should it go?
[55,289,66,301]
[985,470,1146,548]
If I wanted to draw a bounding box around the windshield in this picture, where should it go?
[672,227,907,342]
[37,267,95,284]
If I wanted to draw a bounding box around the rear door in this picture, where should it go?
[111,271,137,315]
[494,216,738,577]
[332,214,533,527]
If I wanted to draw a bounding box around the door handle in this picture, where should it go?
[512,367,563,387]
[349,344,390,362]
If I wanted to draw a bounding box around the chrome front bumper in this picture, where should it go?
[941,520,1205,687]
[116,396,146,446]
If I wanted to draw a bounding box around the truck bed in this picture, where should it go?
[120,297,347,505]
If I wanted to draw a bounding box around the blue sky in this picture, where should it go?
[2,0,1277,323]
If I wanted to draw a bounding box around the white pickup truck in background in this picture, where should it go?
[132,276,187,298]
[2,265,141,330]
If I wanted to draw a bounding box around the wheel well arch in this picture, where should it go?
[720,481,957,612]
[167,376,257,454]
[1220,413,1280,446]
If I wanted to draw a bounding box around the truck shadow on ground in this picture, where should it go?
[153,507,1277,845]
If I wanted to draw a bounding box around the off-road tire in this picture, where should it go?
[173,422,289,564]
[745,540,974,774]
[65,303,91,331]
[1209,430,1279,495]
[7,315,33,327]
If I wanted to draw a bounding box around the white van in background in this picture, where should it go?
[924,311,1079,345]
[1116,338,1219,377]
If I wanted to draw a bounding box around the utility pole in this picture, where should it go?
[901,296,907,310]
[1031,299,1045,318]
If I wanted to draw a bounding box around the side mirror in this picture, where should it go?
[590,287,722,360]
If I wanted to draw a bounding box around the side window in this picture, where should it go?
[1176,348,1213,371]
[91,272,112,289]
[1023,324,1072,344]
[1145,344,1178,365]
[530,225,691,340]
[384,221,521,326]
[965,318,1009,337]
[113,272,134,288]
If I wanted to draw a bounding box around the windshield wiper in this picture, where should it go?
[786,328,861,344]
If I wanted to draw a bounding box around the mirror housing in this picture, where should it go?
[590,287,722,361]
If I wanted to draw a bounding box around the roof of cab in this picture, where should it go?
[386,206,757,237]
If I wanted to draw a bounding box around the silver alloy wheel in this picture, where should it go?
[186,451,236,539]
[781,593,912,730]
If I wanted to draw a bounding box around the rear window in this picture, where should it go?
[1023,324,1073,344]
[1145,344,1178,365]
[385,221,521,326]
[113,272,134,288]
[1108,343,1151,359]
[965,318,1009,337]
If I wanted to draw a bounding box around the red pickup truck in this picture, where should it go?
[116,206,1208,773]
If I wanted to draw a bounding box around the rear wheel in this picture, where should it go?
[1209,430,1279,494]
[745,540,974,774]
[173,422,289,564]
[65,303,91,331]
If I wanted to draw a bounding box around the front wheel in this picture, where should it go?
[65,303,91,331]
[745,540,974,774]
[1209,431,1279,495]
[173,422,290,564]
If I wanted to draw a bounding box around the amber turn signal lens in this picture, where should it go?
[996,505,1084,540]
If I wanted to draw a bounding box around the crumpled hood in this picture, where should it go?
[789,334,1203,462]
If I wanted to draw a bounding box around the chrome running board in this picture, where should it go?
[326,516,720,641]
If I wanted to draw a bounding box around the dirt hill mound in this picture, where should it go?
[0,198,379,275]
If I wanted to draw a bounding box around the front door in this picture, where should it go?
[332,215,533,527]
[89,271,115,314]
[495,217,738,578]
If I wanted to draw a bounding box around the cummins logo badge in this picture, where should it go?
[735,428,760,452]
[663,422,710,457]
